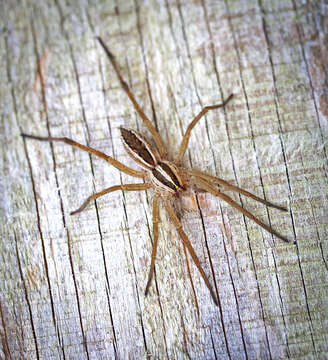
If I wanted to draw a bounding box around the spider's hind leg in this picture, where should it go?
[96,37,166,158]
[21,133,146,178]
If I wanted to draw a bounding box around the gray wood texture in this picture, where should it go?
[1,0,328,359]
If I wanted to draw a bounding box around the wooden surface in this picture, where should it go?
[1,0,328,359]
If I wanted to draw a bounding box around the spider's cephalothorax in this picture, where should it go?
[151,160,185,195]
[120,126,184,195]
[21,37,294,307]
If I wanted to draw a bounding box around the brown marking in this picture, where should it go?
[33,49,50,93]
[120,128,156,167]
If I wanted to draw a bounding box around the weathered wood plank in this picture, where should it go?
[1,0,327,359]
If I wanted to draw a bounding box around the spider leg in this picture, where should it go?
[193,176,292,244]
[145,193,160,296]
[177,93,233,164]
[96,37,166,158]
[70,183,151,215]
[187,168,287,212]
[21,134,146,178]
[164,199,219,306]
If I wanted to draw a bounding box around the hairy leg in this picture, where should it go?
[21,134,146,178]
[187,168,287,211]
[96,37,166,158]
[193,176,293,244]
[177,93,233,164]
[145,193,160,295]
[71,183,152,215]
[164,199,219,306]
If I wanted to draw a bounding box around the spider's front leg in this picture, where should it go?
[192,176,293,244]
[164,199,219,306]
[187,168,288,212]
[145,193,160,296]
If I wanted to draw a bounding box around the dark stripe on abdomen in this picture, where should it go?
[120,127,155,167]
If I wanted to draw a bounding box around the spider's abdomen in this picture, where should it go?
[120,127,158,169]
[151,161,184,194]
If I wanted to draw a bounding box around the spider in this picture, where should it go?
[22,37,293,306]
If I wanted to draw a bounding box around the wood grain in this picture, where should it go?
[1,0,327,358]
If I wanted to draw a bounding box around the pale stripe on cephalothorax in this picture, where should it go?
[151,161,184,194]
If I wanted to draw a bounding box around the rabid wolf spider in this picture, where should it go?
[22,37,293,306]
